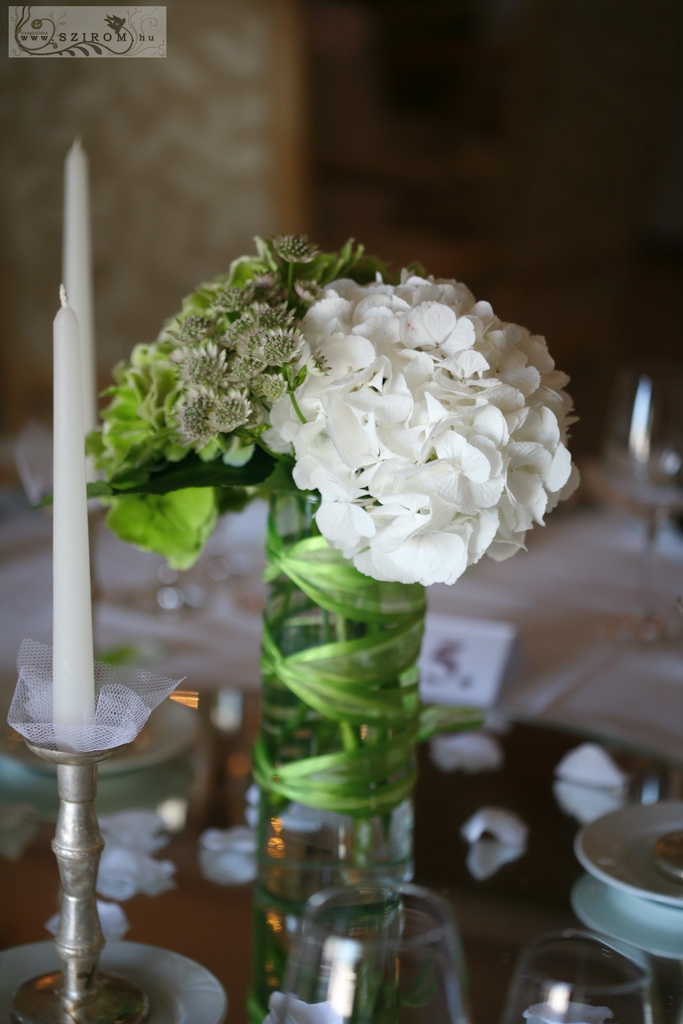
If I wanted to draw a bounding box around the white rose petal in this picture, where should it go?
[264,993,343,1024]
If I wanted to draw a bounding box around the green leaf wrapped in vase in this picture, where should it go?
[250,490,426,1020]
[89,235,579,1022]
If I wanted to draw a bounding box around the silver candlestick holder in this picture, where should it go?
[10,742,149,1024]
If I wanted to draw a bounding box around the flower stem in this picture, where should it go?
[340,720,359,752]
[288,387,306,425]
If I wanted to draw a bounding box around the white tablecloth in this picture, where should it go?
[1,489,681,764]
[429,506,683,763]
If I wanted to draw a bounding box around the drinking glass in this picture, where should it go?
[499,929,654,1024]
[601,362,683,641]
[265,882,471,1024]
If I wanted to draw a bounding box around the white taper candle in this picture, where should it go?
[52,287,96,726]
[63,139,97,450]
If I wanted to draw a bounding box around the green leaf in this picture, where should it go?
[108,446,276,496]
[258,459,300,496]
[215,486,254,516]
[105,487,218,569]
[87,481,116,499]
[417,705,483,742]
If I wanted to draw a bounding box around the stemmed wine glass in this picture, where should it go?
[601,362,683,641]
[265,882,471,1024]
[498,929,654,1024]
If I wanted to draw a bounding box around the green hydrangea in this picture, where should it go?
[89,236,394,566]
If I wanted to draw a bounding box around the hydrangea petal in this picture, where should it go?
[440,316,477,355]
[356,529,469,586]
[543,443,573,492]
[316,499,375,557]
[324,334,376,374]
[402,302,456,349]
[443,348,489,378]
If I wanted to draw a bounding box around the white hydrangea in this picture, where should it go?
[265,272,578,587]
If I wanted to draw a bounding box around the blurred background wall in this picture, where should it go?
[0,0,309,436]
[1,0,682,461]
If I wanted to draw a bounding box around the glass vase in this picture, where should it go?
[248,491,426,1023]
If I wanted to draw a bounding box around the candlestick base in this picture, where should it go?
[9,742,150,1024]
[2,941,228,1024]
[11,970,148,1024]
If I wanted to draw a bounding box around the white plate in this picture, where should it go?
[574,800,683,907]
[571,873,683,960]
[2,699,200,775]
[0,941,227,1024]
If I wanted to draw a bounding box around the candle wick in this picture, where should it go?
[60,284,69,307]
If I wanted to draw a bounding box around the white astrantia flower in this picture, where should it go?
[264,272,578,587]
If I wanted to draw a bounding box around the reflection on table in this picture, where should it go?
[1,701,682,1023]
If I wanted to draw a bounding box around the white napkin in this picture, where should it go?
[46,900,130,941]
[429,731,504,773]
[553,743,628,824]
[264,992,343,1024]
[524,1001,613,1024]
[0,803,38,861]
[460,806,528,880]
[199,825,257,885]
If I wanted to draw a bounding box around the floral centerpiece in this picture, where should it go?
[89,236,578,1019]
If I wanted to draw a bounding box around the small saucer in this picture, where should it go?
[571,873,683,960]
[574,800,683,907]
[0,941,227,1024]
[652,830,683,882]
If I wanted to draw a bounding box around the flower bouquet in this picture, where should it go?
[89,236,578,1019]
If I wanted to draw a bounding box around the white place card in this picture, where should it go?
[419,612,517,709]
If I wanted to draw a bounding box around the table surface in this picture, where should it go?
[1,481,683,1022]
[1,704,682,1024]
